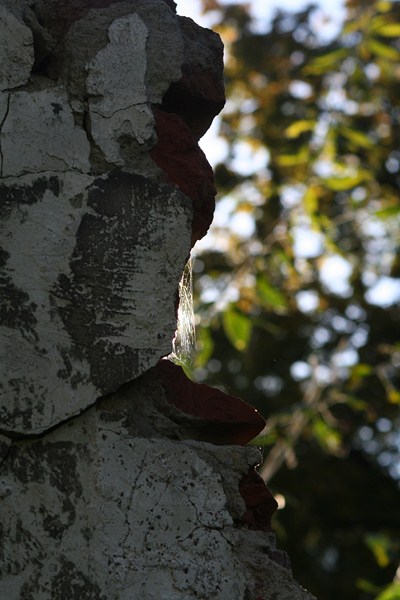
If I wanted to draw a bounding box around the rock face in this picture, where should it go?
[1,171,192,435]
[0,1,316,598]
[0,0,198,436]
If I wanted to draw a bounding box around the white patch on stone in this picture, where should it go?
[0,172,192,436]
[0,173,96,434]
[0,5,34,91]
[87,14,154,165]
[93,438,241,599]
[1,87,90,176]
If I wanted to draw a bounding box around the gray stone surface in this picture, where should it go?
[0,4,34,91]
[0,0,193,436]
[1,87,91,176]
[0,91,8,174]
[0,171,191,435]
[0,91,8,123]
[0,379,314,600]
[237,530,315,600]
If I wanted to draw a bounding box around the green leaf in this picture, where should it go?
[374,23,400,37]
[376,583,400,600]
[222,307,252,351]
[369,15,393,31]
[285,120,316,139]
[365,533,392,568]
[257,276,288,311]
[368,38,400,60]
[351,364,374,378]
[356,579,382,594]
[312,416,342,453]
[323,174,367,191]
[276,148,309,167]
[340,126,374,149]
[195,326,214,368]
[375,205,400,219]
[303,186,321,227]
[304,48,347,73]
[250,430,279,446]
[345,395,369,411]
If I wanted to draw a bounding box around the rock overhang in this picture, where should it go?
[0,0,225,436]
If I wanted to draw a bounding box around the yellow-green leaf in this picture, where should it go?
[312,416,342,452]
[365,533,392,568]
[285,120,316,139]
[375,205,400,219]
[388,389,400,404]
[303,186,319,218]
[351,364,374,378]
[340,127,374,148]
[250,430,279,447]
[222,307,252,351]
[374,23,400,37]
[304,48,347,74]
[369,15,392,32]
[344,21,362,35]
[276,148,309,167]
[376,583,400,600]
[368,38,400,60]
[377,1,393,13]
[357,579,382,594]
[345,395,368,411]
[323,174,366,191]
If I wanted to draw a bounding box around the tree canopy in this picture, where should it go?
[188,1,400,598]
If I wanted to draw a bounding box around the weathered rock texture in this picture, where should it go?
[0,0,201,435]
[0,1,315,598]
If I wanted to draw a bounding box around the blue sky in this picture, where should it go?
[175,0,346,34]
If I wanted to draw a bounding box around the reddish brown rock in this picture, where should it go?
[161,63,225,140]
[171,15,225,139]
[149,18,225,245]
[150,109,217,244]
[239,467,278,532]
[154,360,265,445]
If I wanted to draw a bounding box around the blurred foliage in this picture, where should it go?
[191,0,400,598]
